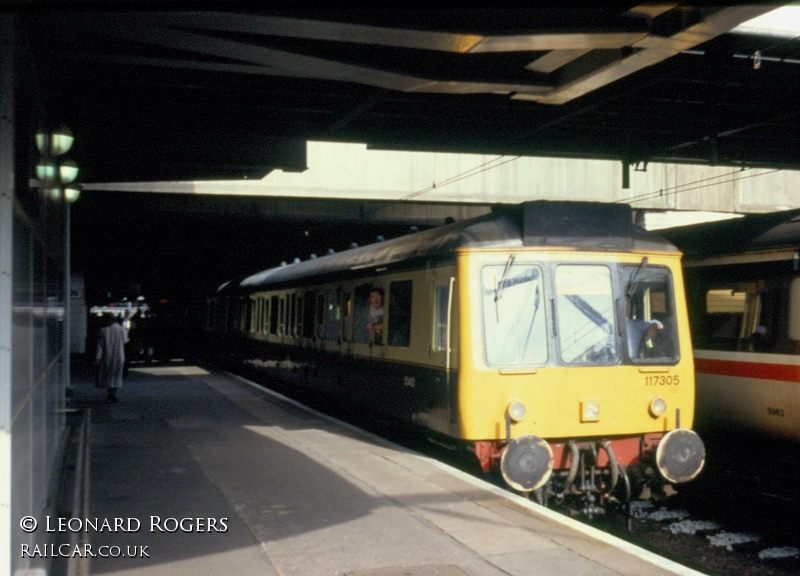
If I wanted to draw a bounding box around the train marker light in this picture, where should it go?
[580,401,600,422]
[649,397,667,417]
[507,401,527,422]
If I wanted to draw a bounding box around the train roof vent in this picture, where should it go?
[522,201,633,249]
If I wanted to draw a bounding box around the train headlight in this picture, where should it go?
[508,400,527,422]
[649,397,667,417]
[580,401,600,422]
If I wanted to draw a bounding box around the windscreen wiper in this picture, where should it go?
[627,257,649,298]
[495,254,516,302]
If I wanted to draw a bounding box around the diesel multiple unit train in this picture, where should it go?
[661,209,800,443]
[204,201,706,514]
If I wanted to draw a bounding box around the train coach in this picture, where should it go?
[204,201,706,515]
[661,209,800,442]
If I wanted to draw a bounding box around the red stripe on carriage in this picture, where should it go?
[694,357,800,383]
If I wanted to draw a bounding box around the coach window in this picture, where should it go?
[789,278,800,342]
[342,292,353,342]
[707,282,764,351]
[621,264,678,362]
[388,280,413,347]
[482,263,547,366]
[433,285,451,352]
[269,295,279,335]
[302,291,316,338]
[315,294,325,339]
[325,289,340,341]
[287,293,297,336]
[278,297,286,335]
[295,294,303,337]
[353,284,373,344]
[555,265,617,365]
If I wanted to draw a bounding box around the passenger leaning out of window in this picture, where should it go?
[366,288,384,345]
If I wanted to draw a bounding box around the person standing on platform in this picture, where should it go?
[96,313,128,402]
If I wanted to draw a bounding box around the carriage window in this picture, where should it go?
[288,293,297,336]
[342,292,353,342]
[269,295,279,334]
[482,263,547,366]
[295,294,303,337]
[621,264,678,362]
[556,265,617,365]
[315,294,325,339]
[790,279,800,341]
[706,283,764,350]
[325,289,340,341]
[388,280,413,347]
[256,297,269,334]
[353,284,373,344]
[302,291,316,338]
[433,285,450,352]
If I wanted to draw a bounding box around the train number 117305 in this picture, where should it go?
[644,374,680,386]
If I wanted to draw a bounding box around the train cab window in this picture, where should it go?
[621,264,678,362]
[353,284,373,344]
[433,284,451,352]
[387,280,412,347]
[269,295,279,335]
[481,263,547,366]
[555,265,616,365]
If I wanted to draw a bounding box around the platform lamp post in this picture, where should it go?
[35,127,80,398]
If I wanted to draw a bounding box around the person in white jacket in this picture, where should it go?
[96,313,129,402]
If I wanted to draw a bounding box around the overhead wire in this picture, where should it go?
[398,154,521,201]
[620,167,782,207]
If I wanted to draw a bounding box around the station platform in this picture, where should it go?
[67,361,704,576]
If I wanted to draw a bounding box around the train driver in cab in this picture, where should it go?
[366,288,385,345]
[626,298,663,359]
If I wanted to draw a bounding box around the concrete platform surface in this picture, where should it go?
[68,362,704,576]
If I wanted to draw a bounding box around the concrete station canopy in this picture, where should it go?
[84,141,800,223]
[19,4,800,185]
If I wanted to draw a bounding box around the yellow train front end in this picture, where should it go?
[457,244,704,512]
